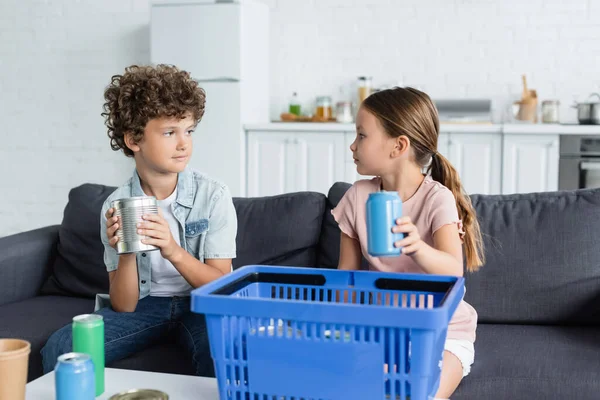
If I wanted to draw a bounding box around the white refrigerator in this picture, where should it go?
[150,0,270,197]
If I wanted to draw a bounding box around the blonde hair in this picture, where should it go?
[362,87,485,271]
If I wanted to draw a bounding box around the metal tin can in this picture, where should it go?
[72,314,105,396]
[108,389,169,399]
[366,191,404,257]
[54,352,95,400]
[111,196,159,254]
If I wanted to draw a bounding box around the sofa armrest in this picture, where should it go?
[0,225,60,306]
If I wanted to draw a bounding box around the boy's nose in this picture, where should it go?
[177,135,190,150]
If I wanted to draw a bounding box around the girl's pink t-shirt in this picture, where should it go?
[331,175,477,343]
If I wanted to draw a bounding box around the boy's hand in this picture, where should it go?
[392,216,423,256]
[105,208,120,249]
[138,209,180,260]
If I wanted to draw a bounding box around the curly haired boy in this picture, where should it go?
[41,64,237,377]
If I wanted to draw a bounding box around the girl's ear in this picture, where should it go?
[391,135,410,158]
[124,132,141,153]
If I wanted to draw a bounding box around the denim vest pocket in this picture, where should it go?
[185,219,209,258]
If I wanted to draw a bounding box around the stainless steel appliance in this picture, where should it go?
[572,93,600,125]
[434,99,492,123]
[559,135,600,190]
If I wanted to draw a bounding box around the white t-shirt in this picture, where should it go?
[147,188,193,297]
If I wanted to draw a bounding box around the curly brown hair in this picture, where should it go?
[102,64,206,157]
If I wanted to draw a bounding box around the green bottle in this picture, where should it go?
[72,314,105,396]
[289,92,301,116]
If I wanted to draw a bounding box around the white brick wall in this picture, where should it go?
[0,0,145,237]
[1,0,599,237]
[267,0,600,121]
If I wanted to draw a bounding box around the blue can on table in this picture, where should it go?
[55,352,95,400]
[366,191,404,257]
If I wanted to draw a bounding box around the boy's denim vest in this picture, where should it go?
[96,168,237,310]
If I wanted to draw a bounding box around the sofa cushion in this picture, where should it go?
[0,295,95,381]
[466,188,600,325]
[453,324,600,399]
[41,183,328,298]
[316,182,351,269]
[40,184,115,298]
[232,192,326,269]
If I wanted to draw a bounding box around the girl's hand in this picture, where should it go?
[137,209,180,260]
[392,216,423,255]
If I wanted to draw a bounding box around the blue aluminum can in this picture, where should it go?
[366,191,404,257]
[54,352,95,400]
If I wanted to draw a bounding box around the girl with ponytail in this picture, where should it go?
[332,87,484,399]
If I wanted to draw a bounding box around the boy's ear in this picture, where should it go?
[124,132,140,153]
[391,135,410,158]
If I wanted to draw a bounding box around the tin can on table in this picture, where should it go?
[366,191,404,257]
[72,314,105,396]
[108,389,169,399]
[54,352,95,400]
[111,196,160,254]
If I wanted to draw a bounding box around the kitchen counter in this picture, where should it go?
[502,123,600,135]
[245,122,600,135]
[245,122,501,133]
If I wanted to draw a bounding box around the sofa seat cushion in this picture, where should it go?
[0,296,95,381]
[454,324,600,399]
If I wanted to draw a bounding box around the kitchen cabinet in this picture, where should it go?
[444,132,503,195]
[246,126,559,197]
[438,133,450,158]
[502,134,559,194]
[246,131,346,197]
[345,131,502,195]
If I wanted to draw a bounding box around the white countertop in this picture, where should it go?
[502,123,600,135]
[245,122,600,135]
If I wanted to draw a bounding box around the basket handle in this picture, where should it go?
[374,277,455,294]
[210,270,327,296]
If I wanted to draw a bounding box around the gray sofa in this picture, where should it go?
[1,182,599,399]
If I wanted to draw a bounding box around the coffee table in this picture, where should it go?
[26,368,219,399]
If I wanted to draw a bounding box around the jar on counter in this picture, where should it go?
[358,76,372,104]
[315,96,333,120]
[541,100,560,123]
[336,101,354,123]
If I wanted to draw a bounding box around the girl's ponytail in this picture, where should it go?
[430,152,485,271]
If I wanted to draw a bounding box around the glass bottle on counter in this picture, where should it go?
[358,76,372,104]
[315,96,333,120]
[336,101,354,123]
[541,100,560,124]
[289,92,301,116]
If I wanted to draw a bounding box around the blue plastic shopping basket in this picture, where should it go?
[191,265,464,400]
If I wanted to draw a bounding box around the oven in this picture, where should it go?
[559,135,600,190]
